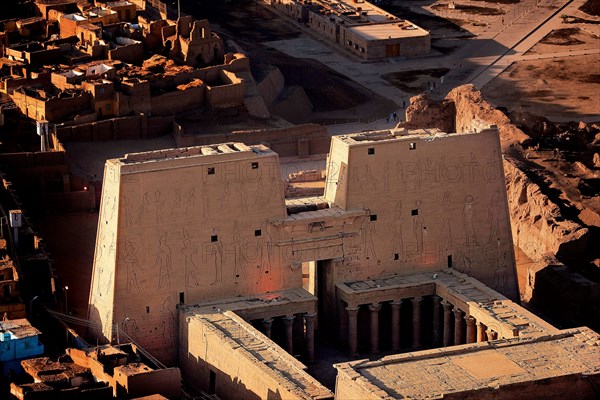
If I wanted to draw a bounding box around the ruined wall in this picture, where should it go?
[405,94,455,133]
[173,123,331,158]
[108,42,144,64]
[150,84,204,116]
[256,67,285,108]
[55,115,172,141]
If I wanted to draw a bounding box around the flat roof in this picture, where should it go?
[347,22,429,40]
[191,311,332,400]
[335,328,600,399]
[0,318,40,339]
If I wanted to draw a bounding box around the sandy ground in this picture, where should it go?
[482,54,600,121]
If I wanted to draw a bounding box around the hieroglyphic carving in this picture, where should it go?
[463,195,478,259]
[121,306,140,341]
[493,251,508,293]
[171,189,182,216]
[439,192,453,256]
[154,190,165,223]
[155,233,172,291]
[208,238,224,286]
[185,187,196,214]
[138,192,150,222]
[360,216,378,260]
[256,223,273,284]
[123,239,144,293]
[412,200,425,257]
[487,191,501,244]
[182,230,200,288]
[160,296,175,347]
[232,226,247,284]
[390,202,404,259]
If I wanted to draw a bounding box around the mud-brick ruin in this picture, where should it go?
[87,123,600,399]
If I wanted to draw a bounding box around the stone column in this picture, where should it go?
[304,313,316,362]
[283,315,295,354]
[442,300,453,347]
[411,297,423,349]
[262,318,273,339]
[453,308,464,345]
[432,295,442,347]
[369,303,381,353]
[466,316,476,344]
[390,300,402,351]
[347,306,359,356]
[477,322,487,342]
[486,328,498,341]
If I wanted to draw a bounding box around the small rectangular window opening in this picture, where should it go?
[409,142,417,150]
[370,214,377,222]
[208,167,215,175]
[394,253,399,260]
[411,209,419,216]
[368,148,375,155]
[254,229,262,237]
[251,162,259,169]
[145,306,150,313]
[211,235,218,242]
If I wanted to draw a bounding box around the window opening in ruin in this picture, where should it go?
[368,148,375,155]
[370,214,377,222]
[145,306,150,313]
[251,162,259,169]
[209,370,216,394]
[254,229,261,237]
[211,235,218,242]
[447,255,453,269]
[409,142,417,150]
[411,209,419,216]
[207,167,215,175]
[179,292,184,304]
[394,253,400,260]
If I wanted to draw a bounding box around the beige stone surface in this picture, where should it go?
[88,125,517,365]
[335,327,600,400]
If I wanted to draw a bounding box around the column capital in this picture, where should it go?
[411,296,423,303]
[368,302,382,312]
[283,315,296,322]
[346,306,360,314]
[453,308,463,318]
[261,318,274,325]
[432,295,442,302]
[390,300,403,308]
[465,315,476,324]
[441,300,453,311]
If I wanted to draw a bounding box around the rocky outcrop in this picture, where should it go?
[504,159,590,265]
[404,94,455,133]
[445,84,531,148]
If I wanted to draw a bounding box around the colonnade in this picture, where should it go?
[345,295,500,356]
[256,312,317,361]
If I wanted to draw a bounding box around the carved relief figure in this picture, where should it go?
[382,161,391,194]
[154,190,165,223]
[123,239,144,294]
[121,306,140,341]
[439,192,453,256]
[185,187,196,214]
[155,233,172,290]
[209,239,224,286]
[390,202,404,259]
[171,189,182,216]
[232,228,247,284]
[123,195,135,228]
[412,200,425,256]
[487,191,501,244]
[137,192,150,222]
[256,224,273,284]
[463,195,478,259]
[202,182,209,217]
[159,297,175,347]
[182,235,200,287]
[493,251,508,293]
[360,216,378,260]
